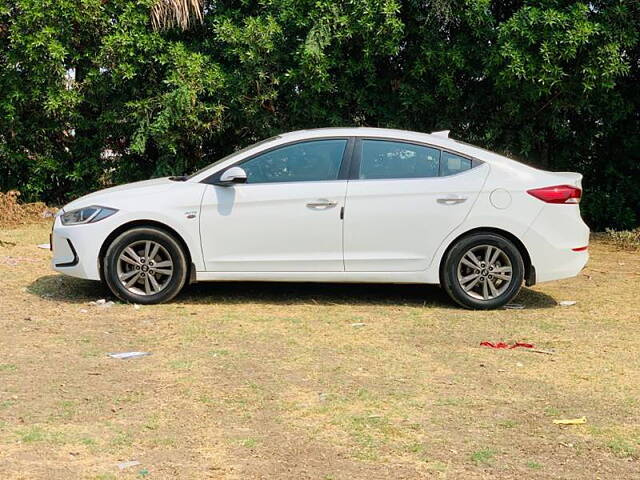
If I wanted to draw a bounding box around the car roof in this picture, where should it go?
[189,127,539,182]
[279,127,443,143]
[277,127,531,170]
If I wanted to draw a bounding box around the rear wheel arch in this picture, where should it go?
[439,227,534,286]
[98,220,195,284]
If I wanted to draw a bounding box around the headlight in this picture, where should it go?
[60,206,118,225]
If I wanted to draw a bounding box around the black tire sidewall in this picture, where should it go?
[442,233,524,310]
[104,227,188,304]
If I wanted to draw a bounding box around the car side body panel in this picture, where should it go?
[52,180,207,280]
[198,180,348,272]
[343,164,490,271]
[423,160,588,284]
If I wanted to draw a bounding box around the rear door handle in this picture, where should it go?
[306,199,337,209]
[437,196,468,205]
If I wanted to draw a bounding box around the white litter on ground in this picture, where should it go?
[117,460,141,470]
[559,300,577,307]
[89,299,115,308]
[108,352,151,359]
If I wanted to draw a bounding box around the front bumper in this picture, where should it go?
[53,238,79,267]
[51,215,113,280]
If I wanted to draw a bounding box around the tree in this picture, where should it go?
[0,0,638,229]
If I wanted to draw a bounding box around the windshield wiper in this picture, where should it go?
[169,175,188,182]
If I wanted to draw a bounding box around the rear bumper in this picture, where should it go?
[532,247,589,283]
[523,204,589,283]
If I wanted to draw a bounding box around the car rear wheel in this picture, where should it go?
[441,233,524,309]
[103,227,188,304]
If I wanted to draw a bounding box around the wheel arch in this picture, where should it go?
[98,220,196,284]
[438,227,535,286]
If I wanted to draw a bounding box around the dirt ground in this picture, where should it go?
[0,222,639,479]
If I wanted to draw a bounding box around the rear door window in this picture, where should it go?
[358,140,441,180]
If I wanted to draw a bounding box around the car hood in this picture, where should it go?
[63,177,177,212]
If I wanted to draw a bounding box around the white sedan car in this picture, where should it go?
[51,128,589,309]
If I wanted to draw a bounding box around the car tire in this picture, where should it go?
[103,227,188,304]
[441,232,524,310]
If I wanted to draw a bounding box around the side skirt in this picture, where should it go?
[195,270,433,284]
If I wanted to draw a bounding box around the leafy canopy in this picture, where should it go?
[0,0,638,229]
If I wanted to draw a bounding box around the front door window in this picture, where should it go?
[241,139,348,184]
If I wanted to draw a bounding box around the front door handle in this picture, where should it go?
[437,196,468,205]
[306,199,337,209]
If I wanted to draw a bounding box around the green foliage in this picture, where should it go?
[606,437,638,458]
[0,0,638,229]
[526,460,542,469]
[470,447,495,465]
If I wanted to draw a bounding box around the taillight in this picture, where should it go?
[527,185,582,204]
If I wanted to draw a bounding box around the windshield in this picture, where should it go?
[186,135,282,180]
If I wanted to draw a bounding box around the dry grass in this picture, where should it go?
[601,228,640,251]
[0,191,57,228]
[1,221,639,479]
[150,0,203,31]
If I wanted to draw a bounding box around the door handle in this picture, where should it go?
[437,196,468,205]
[306,199,337,209]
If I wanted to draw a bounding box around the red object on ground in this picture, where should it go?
[480,341,534,349]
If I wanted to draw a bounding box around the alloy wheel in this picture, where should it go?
[456,244,513,300]
[116,240,174,296]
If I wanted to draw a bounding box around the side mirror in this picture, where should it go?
[217,166,247,186]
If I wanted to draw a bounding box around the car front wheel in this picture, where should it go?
[441,233,525,310]
[103,227,188,304]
